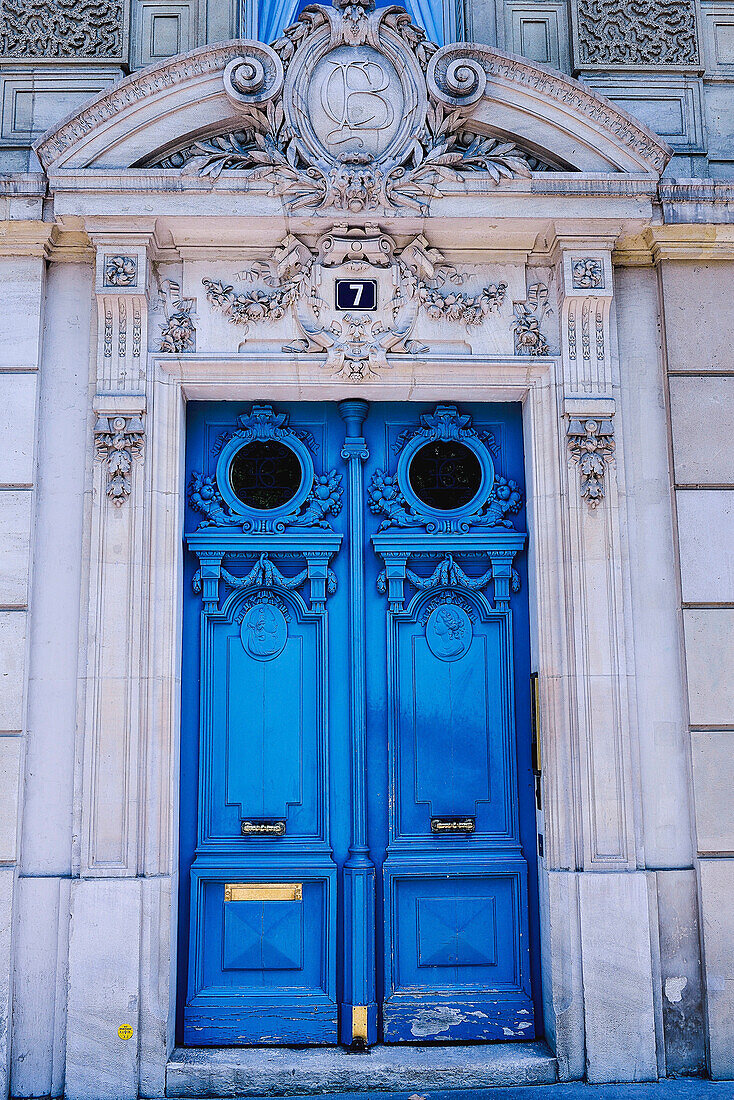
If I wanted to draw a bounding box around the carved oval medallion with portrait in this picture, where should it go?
[307,46,404,161]
[240,602,287,661]
[425,603,473,662]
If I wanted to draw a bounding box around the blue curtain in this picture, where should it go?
[260,0,445,45]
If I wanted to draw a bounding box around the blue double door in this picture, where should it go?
[179,400,539,1047]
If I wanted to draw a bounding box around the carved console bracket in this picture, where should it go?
[93,241,151,392]
[93,395,146,507]
[558,251,614,397]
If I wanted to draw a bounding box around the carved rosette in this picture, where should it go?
[566,416,615,509]
[94,411,145,507]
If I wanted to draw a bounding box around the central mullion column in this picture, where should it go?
[338,399,377,1048]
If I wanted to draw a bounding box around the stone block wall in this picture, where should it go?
[0,208,51,1097]
[661,255,734,1079]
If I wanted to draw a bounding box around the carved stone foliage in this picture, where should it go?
[188,404,344,533]
[158,280,196,353]
[567,416,615,508]
[94,412,145,506]
[202,228,507,381]
[146,0,551,212]
[512,283,551,356]
[368,405,523,534]
[0,0,123,57]
[574,0,699,67]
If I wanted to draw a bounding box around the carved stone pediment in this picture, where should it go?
[146,0,553,213]
[35,0,672,177]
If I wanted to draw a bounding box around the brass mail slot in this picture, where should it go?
[431,816,476,834]
[224,883,302,902]
[241,819,286,836]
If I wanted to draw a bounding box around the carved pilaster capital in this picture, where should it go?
[554,249,615,399]
[90,237,156,391]
[93,395,146,507]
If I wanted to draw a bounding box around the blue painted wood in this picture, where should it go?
[178,400,540,1048]
[338,400,378,1047]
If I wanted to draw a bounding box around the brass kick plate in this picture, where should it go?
[352,1006,368,1043]
[224,883,302,902]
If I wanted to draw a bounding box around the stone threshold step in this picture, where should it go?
[166,1042,557,1097]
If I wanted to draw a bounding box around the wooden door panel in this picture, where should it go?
[372,403,536,1043]
[182,402,343,1046]
[396,609,514,837]
[185,871,337,1045]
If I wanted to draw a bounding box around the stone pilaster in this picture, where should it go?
[549,235,658,1081]
[65,233,155,1100]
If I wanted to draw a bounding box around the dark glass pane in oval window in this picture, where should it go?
[230,441,303,510]
[408,440,482,510]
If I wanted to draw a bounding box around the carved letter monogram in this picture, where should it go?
[310,47,401,157]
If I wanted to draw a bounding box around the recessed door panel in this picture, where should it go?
[396,607,513,836]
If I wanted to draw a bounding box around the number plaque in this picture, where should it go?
[335,279,377,311]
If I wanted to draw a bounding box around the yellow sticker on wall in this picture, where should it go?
[117,1025,133,1041]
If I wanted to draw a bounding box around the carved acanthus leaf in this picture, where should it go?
[94,413,145,506]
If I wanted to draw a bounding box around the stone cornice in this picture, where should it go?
[0,221,55,257]
[430,43,670,174]
[35,41,249,169]
[643,225,734,262]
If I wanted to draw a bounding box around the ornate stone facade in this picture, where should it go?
[0,0,124,57]
[0,1,731,1097]
[573,0,699,68]
[572,0,699,67]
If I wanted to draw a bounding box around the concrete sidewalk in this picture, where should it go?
[187,1083,734,1100]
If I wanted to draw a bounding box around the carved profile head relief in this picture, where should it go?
[241,602,288,660]
[426,602,473,661]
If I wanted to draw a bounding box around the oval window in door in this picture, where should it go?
[407,440,483,511]
[229,440,304,510]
